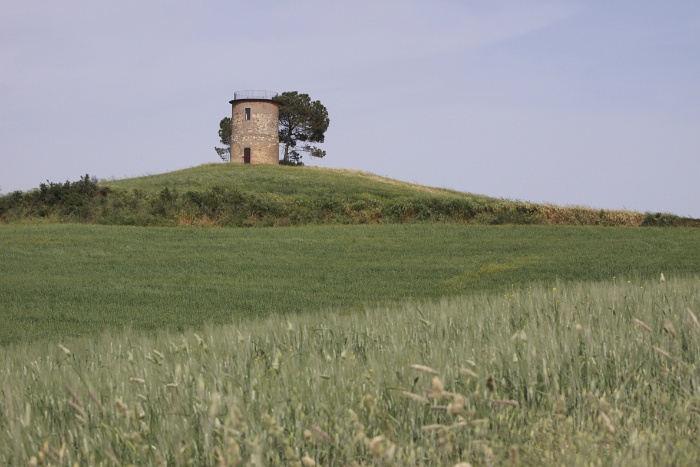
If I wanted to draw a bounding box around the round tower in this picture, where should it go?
[229,90,280,165]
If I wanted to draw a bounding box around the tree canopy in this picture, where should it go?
[274,91,330,164]
[215,117,231,162]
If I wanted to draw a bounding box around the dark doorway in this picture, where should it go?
[243,148,251,164]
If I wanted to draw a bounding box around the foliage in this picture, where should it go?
[274,91,330,163]
[278,159,304,167]
[2,223,700,346]
[0,174,108,221]
[641,212,700,228]
[1,277,699,464]
[215,116,232,162]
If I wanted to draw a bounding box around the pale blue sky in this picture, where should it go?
[1,0,698,217]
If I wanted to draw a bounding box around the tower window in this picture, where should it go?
[244,108,251,120]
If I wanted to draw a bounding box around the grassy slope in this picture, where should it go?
[102,164,492,201]
[1,223,698,346]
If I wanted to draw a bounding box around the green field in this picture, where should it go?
[1,223,698,346]
[1,276,699,464]
[1,166,700,464]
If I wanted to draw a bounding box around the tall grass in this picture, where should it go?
[1,276,698,465]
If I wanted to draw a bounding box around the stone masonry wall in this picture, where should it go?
[230,100,280,165]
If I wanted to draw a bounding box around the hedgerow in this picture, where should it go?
[2,174,698,228]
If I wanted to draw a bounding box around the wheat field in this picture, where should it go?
[2,275,698,465]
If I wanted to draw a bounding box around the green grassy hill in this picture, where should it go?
[3,163,697,226]
[1,164,698,347]
[1,164,700,464]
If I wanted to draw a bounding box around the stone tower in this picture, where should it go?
[229,90,280,165]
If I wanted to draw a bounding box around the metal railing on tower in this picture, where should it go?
[233,90,278,100]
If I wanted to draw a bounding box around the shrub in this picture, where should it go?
[0,174,109,222]
[642,212,683,227]
[278,160,304,166]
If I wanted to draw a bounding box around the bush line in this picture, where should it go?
[1,175,698,227]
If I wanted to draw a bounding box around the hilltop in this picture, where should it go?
[103,164,490,200]
[1,164,697,227]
